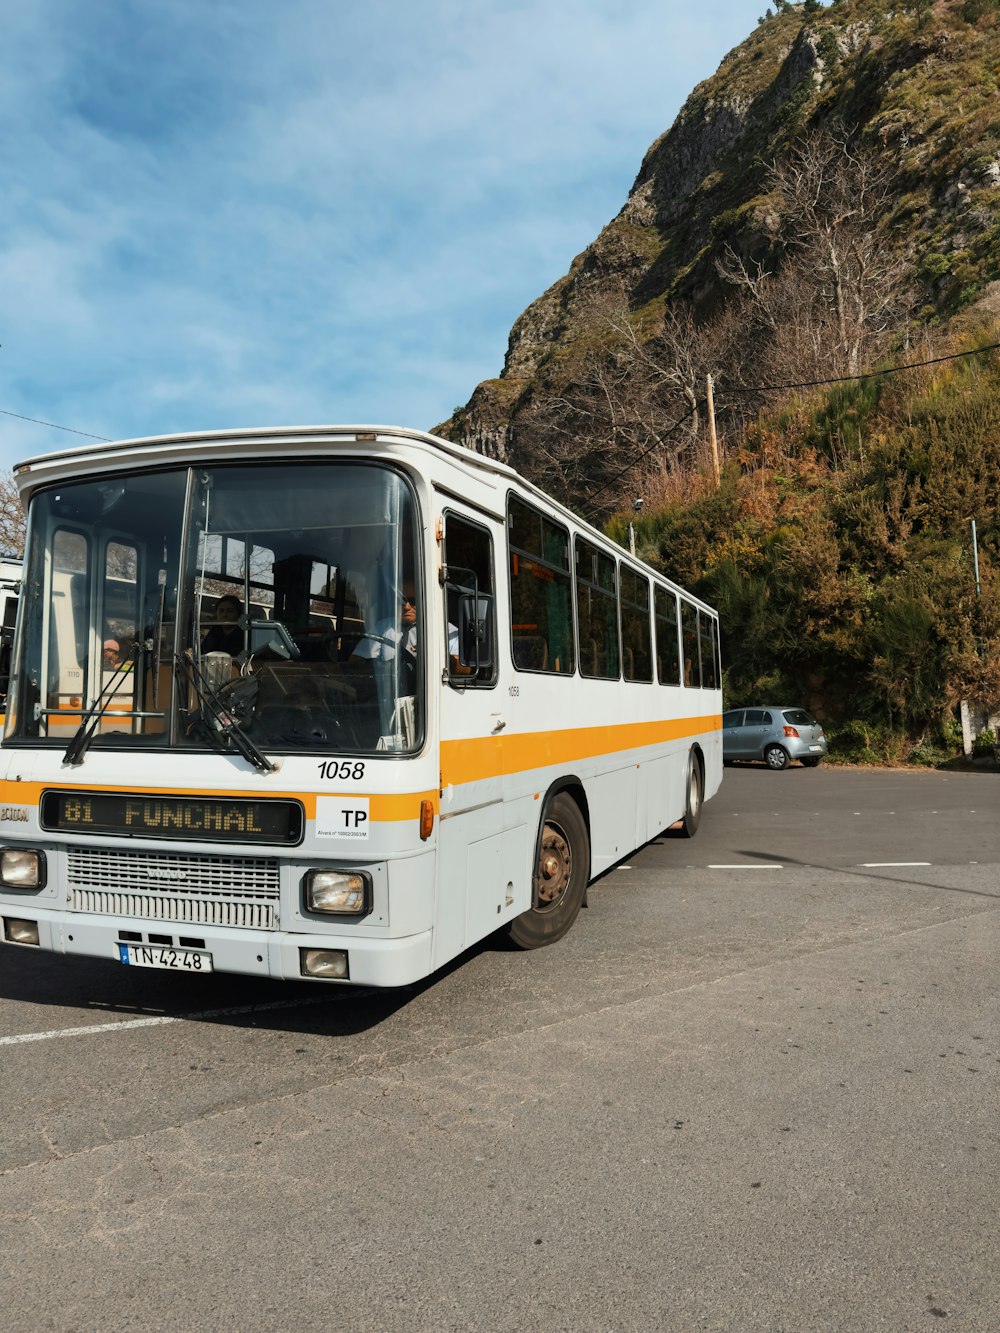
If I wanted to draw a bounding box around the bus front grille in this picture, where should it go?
[65,847,281,930]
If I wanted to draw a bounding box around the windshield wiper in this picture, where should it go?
[178,654,275,774]
[63,644,141,767]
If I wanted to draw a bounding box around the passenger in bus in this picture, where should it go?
[201,594,243,656]
[102,639,133,671]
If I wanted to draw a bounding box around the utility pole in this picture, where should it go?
[970,517,981,599]
[706,374,720,488]
[960,516,983,757]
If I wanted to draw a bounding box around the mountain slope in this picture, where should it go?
[438,0,1000,501]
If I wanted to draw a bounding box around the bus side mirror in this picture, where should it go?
[457,592,493,671]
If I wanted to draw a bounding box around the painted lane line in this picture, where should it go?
[709,863,784,870]
[0,994,341,1048]
[859,861,931,868]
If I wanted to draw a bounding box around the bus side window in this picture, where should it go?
[654,586,681,686]
[508,496,575,676]
[575,538,618,680]
[680,599,701,688]
[620,565,652,683]
[443,512,496,686]
[699,612,719,690]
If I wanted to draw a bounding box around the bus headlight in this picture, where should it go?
[303,869,371,917]
[1,848,47,890]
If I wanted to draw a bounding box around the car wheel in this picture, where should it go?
[764,744,789,770]
[507,793,590,950]
[800,756,821,768]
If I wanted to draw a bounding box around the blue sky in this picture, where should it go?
[1,0,766,472]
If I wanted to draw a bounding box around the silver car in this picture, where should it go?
[722,706,828,770]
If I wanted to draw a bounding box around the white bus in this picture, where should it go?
[0,426,722,987]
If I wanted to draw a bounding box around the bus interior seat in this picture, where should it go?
[513,635,548,671]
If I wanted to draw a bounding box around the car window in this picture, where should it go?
[743,709,766,725]
[761,711,773,725]
[783,709,814,726]
[723,710,743,726]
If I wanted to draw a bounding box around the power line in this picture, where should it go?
[0,409,110,442]
[582,404,698,517]
[722,340,1000,396]
[582,340,1000,516]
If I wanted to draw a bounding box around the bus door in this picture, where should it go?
[0,584,18,709]
[435,507,526,961]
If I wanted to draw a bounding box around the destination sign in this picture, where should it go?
[40,791,303,845]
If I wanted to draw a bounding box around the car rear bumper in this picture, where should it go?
[787,739,828,760]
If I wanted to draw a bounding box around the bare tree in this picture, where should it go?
[718,126,911,382]
[513,288,743,517]
[0,473,26,556]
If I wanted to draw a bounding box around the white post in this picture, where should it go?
[960,700,973,757]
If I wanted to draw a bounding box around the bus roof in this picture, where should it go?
[13,423,512,484]
[12,423,716,613]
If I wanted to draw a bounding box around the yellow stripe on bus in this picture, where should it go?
[0,714,718,824]
[441,713,720,787]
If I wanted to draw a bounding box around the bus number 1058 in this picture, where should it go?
[318,760,366,781]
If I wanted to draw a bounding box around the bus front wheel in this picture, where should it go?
[507,793,590,950]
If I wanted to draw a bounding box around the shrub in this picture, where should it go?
[972,727,997,756]
[907,739,949,766]
[825,719,902,764]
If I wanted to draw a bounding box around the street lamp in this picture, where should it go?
[628,497,643,557]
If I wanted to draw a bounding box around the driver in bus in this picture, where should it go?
[352,581,460,673]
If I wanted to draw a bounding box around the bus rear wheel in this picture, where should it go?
[507,793,590,950]
[676,751,703,838]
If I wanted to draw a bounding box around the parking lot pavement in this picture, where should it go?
[0,766,997,1330]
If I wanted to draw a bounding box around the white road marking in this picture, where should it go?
[859,862,931,868]
[709,864,784,870]
[0,994,339,1048]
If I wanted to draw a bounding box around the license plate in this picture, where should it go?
[809,744,823,752]
[118,943,214,973]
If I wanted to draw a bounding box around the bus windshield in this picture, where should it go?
[7,461,423,756]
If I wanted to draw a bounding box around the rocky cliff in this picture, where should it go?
[436,0,1000,485]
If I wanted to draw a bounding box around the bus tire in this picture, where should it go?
[677,751,703,839]
[507,793,590,950]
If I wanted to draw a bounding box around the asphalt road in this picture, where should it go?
[1,765,998,1332]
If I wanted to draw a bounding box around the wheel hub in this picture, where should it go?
[536,824,571,907]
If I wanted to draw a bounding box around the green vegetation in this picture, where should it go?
[619,326,1000,761]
